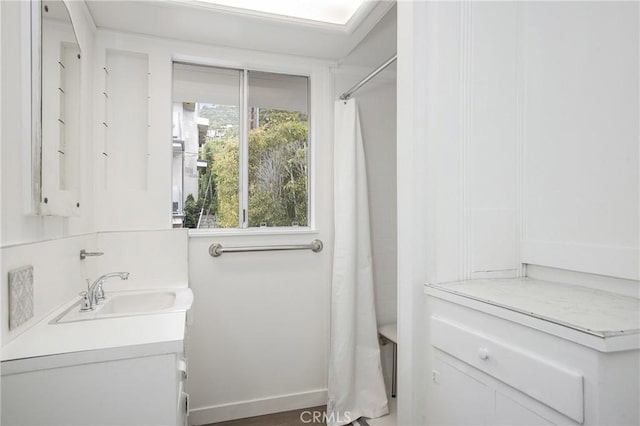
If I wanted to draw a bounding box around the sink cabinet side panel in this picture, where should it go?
[1,353,178,425]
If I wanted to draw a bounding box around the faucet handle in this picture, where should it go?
[79,291,93,312]
[95,283,105,304]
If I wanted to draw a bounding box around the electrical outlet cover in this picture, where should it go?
[8,265,34,330]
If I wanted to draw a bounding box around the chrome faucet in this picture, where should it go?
[86,272,130,309]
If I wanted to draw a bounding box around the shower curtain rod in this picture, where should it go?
[339,54,397,100]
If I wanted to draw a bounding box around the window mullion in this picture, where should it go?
[239,69,249,228]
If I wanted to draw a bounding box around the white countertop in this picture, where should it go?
[2,282,189,365]
[426,278,640,338]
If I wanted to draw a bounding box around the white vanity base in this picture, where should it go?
[2,345,187,426]
[425,278,640,426]
[1,291,190,426]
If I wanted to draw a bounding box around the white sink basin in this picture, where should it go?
[100,291,176,315]
[52,288,193,324]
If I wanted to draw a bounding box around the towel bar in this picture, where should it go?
[209,239,323,257]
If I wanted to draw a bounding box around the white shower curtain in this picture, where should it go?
[327,99,388,426]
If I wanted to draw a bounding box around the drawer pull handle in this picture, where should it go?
[478,347,489,360]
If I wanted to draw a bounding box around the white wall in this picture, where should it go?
[405,1,522,285]
[187,233,331,424]
[95,229,188,290]
[396,3,430,424]
[467,3,521,278]
[397,1,639,423]
[520,2,639,280]
[89,29,335,424]
[1,1,96,246]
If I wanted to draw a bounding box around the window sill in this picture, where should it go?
[187,227,319,238]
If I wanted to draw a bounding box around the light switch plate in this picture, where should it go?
[8,265,34,330]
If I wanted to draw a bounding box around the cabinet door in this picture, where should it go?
[2,353,178,426]
[494,393,555,426]
[428,356,494,425]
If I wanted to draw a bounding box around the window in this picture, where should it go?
[172,63,309,230]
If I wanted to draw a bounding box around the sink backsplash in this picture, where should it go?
[95,229,188,290]
[1,234,97,346]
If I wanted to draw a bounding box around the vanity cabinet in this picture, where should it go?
[1,281,191,426]
[425,278,640,426]
[2,344,188,426]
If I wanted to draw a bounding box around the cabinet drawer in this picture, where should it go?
[431,316,584,423]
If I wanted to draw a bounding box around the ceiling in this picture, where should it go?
[341,4,396,68]
[84,0,396,60]
[184,0,367,25]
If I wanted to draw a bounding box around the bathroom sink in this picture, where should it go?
[99,291,176,315]
[52,288,193,324]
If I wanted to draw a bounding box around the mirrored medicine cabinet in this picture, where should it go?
[30,0,82,216]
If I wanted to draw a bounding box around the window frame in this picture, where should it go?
[172,59,315,235]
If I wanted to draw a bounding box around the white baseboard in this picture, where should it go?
[188,389,328,425]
